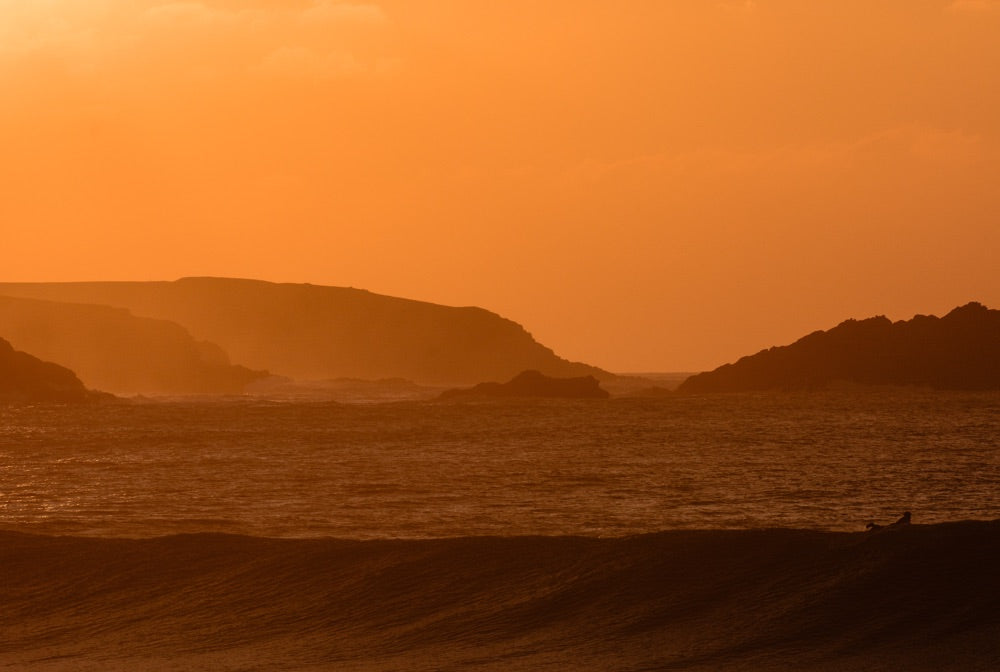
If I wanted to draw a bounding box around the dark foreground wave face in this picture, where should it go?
[3,522,1000,671]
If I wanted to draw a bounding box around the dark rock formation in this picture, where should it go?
[679,302,1000,393]
[0,337,91,402]
[439,370,610,400]
[0,278,608,385]
[0,295,267,396]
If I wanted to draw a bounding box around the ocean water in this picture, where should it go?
[2,390,999,539]
[4,523,999,672]
[4,391,1000,671]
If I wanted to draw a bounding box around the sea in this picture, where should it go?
[2,390,1000,670]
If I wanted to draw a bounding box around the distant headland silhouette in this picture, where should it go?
[679,302,1000,392]
[0,278,608,389]
[0,336,92,402]
[3,281,999,396]
[0,294,266,396]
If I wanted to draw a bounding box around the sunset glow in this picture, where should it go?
[4,5,1000,669]
[3,0,999,371]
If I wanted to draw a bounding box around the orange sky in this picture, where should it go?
[2,0,999,372]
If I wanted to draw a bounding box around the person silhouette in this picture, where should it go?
[890,511,911,526]
[865,511,911,531]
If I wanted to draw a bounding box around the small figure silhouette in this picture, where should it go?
[865,511,911,532]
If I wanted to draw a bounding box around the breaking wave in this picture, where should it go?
[3,521,1000,670]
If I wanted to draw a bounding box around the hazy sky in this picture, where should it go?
[3,0,999,372]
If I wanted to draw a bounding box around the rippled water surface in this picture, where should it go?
[2,391,998,538]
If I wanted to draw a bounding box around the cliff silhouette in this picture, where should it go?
[0,295,267,395]
[0,337,91,402]
[0,278,607,385]
[679,302,1000,392]
[439,370,610,400]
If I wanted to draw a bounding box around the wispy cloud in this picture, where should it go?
[564,125,988,189]
[946,0,1000,13]
[0,0,108,55]
[1,1,394,79]
[145,2,226,24]
[300,1,386,26]
[717,0,758,15]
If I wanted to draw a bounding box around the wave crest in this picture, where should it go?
[3,522,1000,670]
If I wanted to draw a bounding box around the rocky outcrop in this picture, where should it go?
[679,302,1000,392]
[439,370,610,400]
[0,295,267,395]
[0,278,609,385]
[0,337,91,402]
